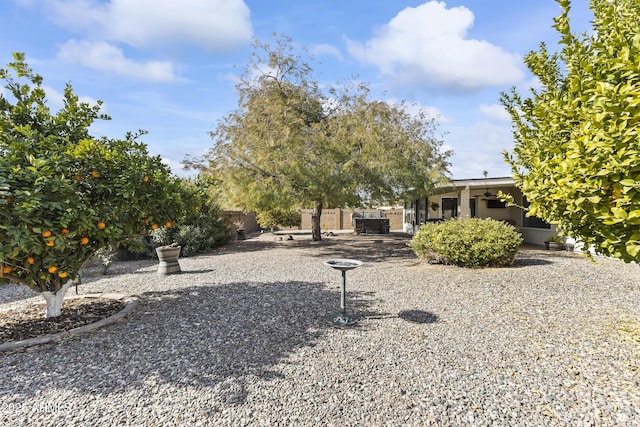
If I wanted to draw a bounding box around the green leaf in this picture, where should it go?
[611,207,627,219]
[626,242,640,258]
[587,196,601,204]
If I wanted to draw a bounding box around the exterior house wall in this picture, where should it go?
[471,186,521,225]
[521,225,558,246]
[503,186,558,246]
[404,177,558,246]
[424,187,522,224]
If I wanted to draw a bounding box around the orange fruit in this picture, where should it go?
[143,176,149,183]
[151,223,159,230]
[165,221,172,228]
[97,222,106,229]
[91,170,100,178]
[80,237,89,245]
[46,240,55,247]
[2,266,11,274]
[58,271,68,278]
[74,174,81,181]
[48,265,58,273]
[27,256,35,264]
[42,230,52,238]
[61,228,69,234]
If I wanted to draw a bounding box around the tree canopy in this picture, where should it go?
[501,0,640,262]
[0,53,185,316]
[195,35,450,240]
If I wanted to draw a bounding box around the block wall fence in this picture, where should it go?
[299,208,404,231]
[223,209,404,233]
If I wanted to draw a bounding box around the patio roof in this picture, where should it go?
[427,176,515,195]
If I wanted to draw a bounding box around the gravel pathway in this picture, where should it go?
[1,233,639,426]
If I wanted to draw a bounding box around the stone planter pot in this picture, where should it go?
[546,241,565,251]
[155,245,182,275]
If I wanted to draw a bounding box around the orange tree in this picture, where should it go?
[0,53,185,317]
[501,0,640,262]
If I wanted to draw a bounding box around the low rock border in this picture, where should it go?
[0,293,139,352]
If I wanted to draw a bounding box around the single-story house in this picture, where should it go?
[403,176,558,246]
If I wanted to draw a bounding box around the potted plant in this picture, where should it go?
[234,220,246,240]
[545,235,565,251]
[155,242,182,275]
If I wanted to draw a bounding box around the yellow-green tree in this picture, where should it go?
[195,35,450,241]
[0,54,185,316]
[501,0,640,262]
[256,208,301,232]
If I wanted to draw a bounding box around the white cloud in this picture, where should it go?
[221,72,241,86]
[311,44,343,62]
[57,39,177,82]
[478,103,511,122]
[47,0,252,51]
[407,104,445,123]
[386,98,446,123]
[346,1,525,92]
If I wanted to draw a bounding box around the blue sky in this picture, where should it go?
[1,0,593,179]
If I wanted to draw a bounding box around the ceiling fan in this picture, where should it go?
[481,188,495,200]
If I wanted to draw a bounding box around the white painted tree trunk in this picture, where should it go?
[41,280,72,318]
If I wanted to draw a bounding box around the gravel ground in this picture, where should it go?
[1,232,639,426]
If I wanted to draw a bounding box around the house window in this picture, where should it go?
[487,199,507,209]
[470,197,477,218]
[442,198,457,219]
[522,197,550,229]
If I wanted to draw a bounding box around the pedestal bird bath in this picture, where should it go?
[324,259,364,326]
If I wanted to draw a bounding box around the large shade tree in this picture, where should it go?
[0,54,185,317]
[194,36,450,240]
[501,0,640,262]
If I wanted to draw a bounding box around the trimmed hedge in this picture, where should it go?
[409,218,522,268]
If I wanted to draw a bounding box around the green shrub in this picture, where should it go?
[152,223,231,257]
[256,208,301,231]
[409,218,523,268]
[115,237,156,261]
